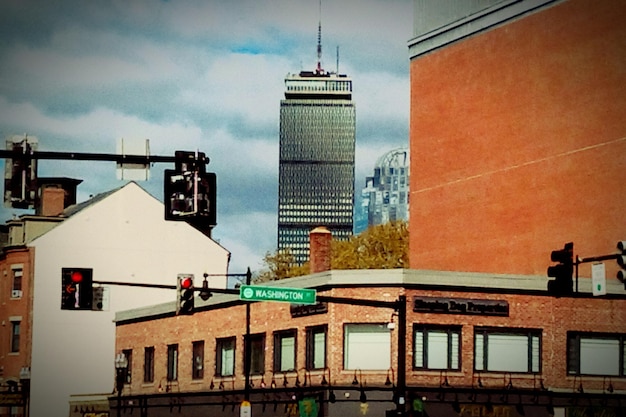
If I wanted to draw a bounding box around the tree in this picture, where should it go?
[331,220,408,269]
[254,221,408,282]
[253,248,309,283]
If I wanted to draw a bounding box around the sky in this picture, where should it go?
[0,0,412,274]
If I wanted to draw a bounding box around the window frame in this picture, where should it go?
[247,333,266,376]
[192,341,205,380]
[122,349,132,384]
[273,329,297,373]
[474,327,541,374]
[10,321,20,353]
[306,325,327,370]
[413,324,461,371]
[344,323,391,371]
[12,268,22,292]
[216,337,236,377]
[567,332,626,377]
[144,346,155,383]
[167,344,179,381]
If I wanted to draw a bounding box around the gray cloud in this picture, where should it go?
[0,0,412,272]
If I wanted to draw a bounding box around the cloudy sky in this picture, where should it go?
[0,0,412,273]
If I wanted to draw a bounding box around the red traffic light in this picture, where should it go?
[71,271,83,283]
[180,276,193,289]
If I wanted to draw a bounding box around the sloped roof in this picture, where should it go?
[61,183,125,218]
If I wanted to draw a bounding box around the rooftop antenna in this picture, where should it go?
[316,0,323,74]
[336,45,339,74]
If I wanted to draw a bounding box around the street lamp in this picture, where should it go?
[114,353,128,417]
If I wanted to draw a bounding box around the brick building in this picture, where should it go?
[110,230,626,416]
[408,0,626,279]
[111,268,626,417]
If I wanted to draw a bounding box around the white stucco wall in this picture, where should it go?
[27,182,230,417]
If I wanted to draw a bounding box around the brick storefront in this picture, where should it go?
[111,269,626,417]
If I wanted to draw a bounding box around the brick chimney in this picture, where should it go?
[40,186,66,217]
[309,226,332,273]
[36,178,82,216]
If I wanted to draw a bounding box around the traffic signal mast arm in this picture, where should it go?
[0,149,209,165]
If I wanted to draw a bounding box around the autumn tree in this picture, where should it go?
[253,221,408,282]
[331,220,408,269]
[253,248,309,283]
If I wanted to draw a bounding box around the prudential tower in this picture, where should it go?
[278,17,355,265]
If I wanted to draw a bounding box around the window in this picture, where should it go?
[306,326,327,370]
[474,328,541,373]
[122,349,132,383]
[144,347,154,383]
[568,332,626,376]
[11,267,22,298]
[10,321,20,353]
[414,325,461,370]
[344,324,391,370]
[192,341,204,380]
[274,330,297,372]
[167,344,178,381]
[216,337,236,377]
[248,333,265,376]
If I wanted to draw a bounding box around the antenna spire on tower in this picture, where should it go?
[316,0,323,74]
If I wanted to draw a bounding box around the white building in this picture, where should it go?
[21,182,230,417]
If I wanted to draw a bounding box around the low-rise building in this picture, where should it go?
[112,258,626,416]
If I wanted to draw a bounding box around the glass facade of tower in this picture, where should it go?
[357,147,409,234]
[278,71,355,264]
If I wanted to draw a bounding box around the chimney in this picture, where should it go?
[309,226,332,273]
[35,177,82,216]
[40,187,66,217]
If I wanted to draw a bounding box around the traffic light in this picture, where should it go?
[4,136,38,209]
[617,241,626,286]
[61,268,93,310]
[176,274,195,315]
[164,150,216,226]
[547,242,574,297]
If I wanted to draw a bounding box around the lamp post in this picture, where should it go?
[19,366,31,417]
[114,353,128,417]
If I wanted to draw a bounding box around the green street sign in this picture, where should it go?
[239,285,316,305]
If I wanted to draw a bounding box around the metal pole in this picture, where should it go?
[396,295,407,415]
[576,255,580,293]
[244,267,252,401]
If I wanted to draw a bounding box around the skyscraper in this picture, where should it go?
[278,21,355,265]
[357,147,409,234]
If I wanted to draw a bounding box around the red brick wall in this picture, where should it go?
[409,0,626,277]
[0,248,34,380]
[116,286,626,395]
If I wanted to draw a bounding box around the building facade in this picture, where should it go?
[111,267,626,417]
[408,0,626,278]
[0,181,230,417]
[278,67,356,264]
[358,147,409,233]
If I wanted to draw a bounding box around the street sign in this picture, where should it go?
[116,138,150,181]
[239,285,316,305]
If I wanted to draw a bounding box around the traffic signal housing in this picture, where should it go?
[61,268,93,310]
[176,274,195,315]
[164,150,216,228]
[547,242,574,297]
[618,241,626,286]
